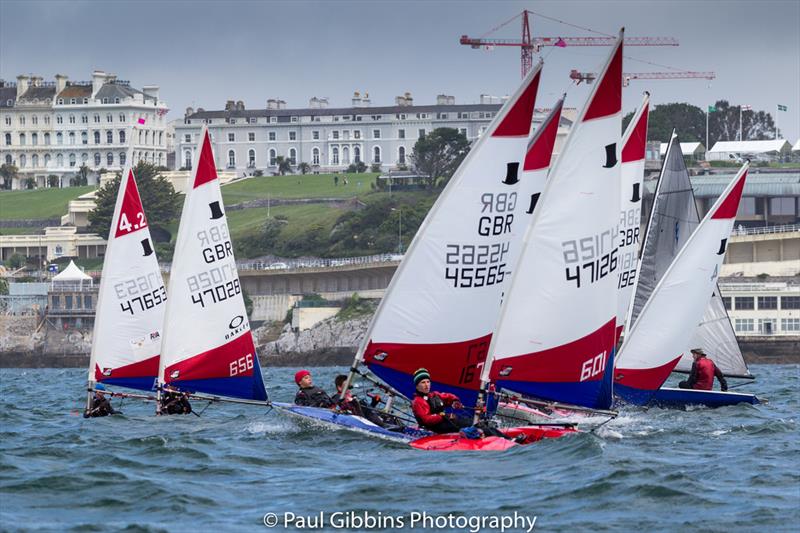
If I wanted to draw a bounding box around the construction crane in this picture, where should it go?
[569,70,716,86]
[459,9,679,78]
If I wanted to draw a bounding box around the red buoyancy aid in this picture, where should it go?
[694,357,716,390]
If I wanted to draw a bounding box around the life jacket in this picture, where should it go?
[694,357,715,390]
[427,393,445,414]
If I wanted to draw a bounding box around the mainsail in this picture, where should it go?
[355,62,545,406]
[623,135,750,377]
[88,166,165,392]
[614,163,749,400]
[158,129,268,401]
[483,30,624,410]
[616,93,650,343]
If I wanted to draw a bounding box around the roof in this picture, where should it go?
[708,140,792,154]
[95,82,156,103]
[0,86,15,108]
[18,86,56,102]
[56,84,92,99]
[659,142,704,156]
[793,139,800,152]
[188,102,505,120]
[644,172,800,198]
[52,260,92,281]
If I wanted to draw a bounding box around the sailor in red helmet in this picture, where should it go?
[293,369,335,408]
[679,348,728,392]
[411,368,472,433]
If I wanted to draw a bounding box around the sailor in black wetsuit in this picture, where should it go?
[293,370,334,408]
[160,389,193,415]
[84,384,117,418]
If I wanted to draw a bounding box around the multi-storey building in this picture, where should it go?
[0,71,169,188]
[174,93,572,175]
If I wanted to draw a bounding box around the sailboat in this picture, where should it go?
[157,128,268,407]
[86,164,166,412]
[614,160,760,407]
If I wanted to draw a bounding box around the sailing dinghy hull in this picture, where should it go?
[409,425,578,451]
[615,386,761,408]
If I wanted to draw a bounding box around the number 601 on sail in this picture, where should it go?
[580,351,607,381]
[229,353,254,376]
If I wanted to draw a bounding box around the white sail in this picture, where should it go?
[158,128,267,401]
[88,166,165,391]
[616,93,650,342]
[484,30,624,410]
[355,62,546,405]
[615,163,749,400]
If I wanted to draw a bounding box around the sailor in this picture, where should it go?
[160,389,193,415]
[411,368,472,433]
[84,383,117,418]
[294,370,335,408]
[331,374,364,415]
[679,348,729,392]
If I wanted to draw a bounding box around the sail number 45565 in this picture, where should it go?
[229,353,254,376]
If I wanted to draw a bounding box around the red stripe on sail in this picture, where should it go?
[621,101,649,163]
[114,170,149,238]
[711,170,747,220]
[164,333,256,383]
[95,355,159,381]
[194,130,219,189]
[583,41,623,122]
[489,319,616,383]
[364,334,492,392]
[614,355,682,390]
[523,99,562,172]
[492,69,540,137]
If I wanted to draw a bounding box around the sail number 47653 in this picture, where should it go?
[229,353,254,376]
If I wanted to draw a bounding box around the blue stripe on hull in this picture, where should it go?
[615,384,760,408]
[172,356,268,401]
[495,346,616,410]
[368,364,480,410]
[102,376,157,392]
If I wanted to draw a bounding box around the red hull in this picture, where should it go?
[409,425,577,451]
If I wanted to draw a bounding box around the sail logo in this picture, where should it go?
[225,315,249,340]
[580,351,607,381]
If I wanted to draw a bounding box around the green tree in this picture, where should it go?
[298,162,311,175]
[370,163,382,173]
[0,163,18,190]
[623,102,705,144]
[411,127,470,187]
[88,161,182,241]
[8,253,25,269]
[346,161,368,173]
[24,177,36,190]
[708,100,775,146]
[275,156,292,175]
[47,174,59,188]
[71,164,90,186]
[0,278,8,296]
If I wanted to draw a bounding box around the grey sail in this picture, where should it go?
[628,134,751,378]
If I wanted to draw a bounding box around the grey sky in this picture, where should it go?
[2,0,798,141]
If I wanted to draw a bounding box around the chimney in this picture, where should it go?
[267,99,277,110]
[352,91,362,107]
[404,92,413,106]
[437,94,455,105]
[30,76,43,88]
[309,97,319,108]
[91,70,108,98]
[142,85,160,101]
[16,75,29,98]
[318,97,328,109]
[277,99,286,110]
[236,100,245,111]
[362,92,370,106]
[225,100,235,111]
[55,74,68,93]
[185,107,194,118]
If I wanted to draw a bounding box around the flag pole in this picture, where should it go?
[739,105,743,142]
[775,104,779,140]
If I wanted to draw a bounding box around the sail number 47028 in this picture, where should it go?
[579,351,607,382]
[229,353,254,376]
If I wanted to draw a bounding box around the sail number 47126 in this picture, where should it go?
[229,353,254,376]
[580,351,607,382]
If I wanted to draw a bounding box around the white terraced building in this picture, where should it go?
[174,93,574,175]
[0,71,169,189]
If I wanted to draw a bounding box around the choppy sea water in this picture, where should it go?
[1,365,798,532]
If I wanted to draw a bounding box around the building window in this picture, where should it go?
[722,296,731,310]
[398,146,406,165]
[332,131,340,140]
[84,295,93,309]
[44,133,50,145]
[57,98,64,105]
[69,132,75,145]
[758,319,776,335]
[19,154,26,168]
[342,146,350,165]
[19,133,25,146]
[354,130,361,140]
[4,155,11,165]
[227,150,236,167]
[120,152,126,166]
[289,131,297,141]
[57,154,63,167]
[771,197,796,216]
[372,129,381,139]
[312,147,320,165]
[56,132,63,145]
[312,130,319,140]
[44,116,50,125]
[332,147,339,165]
[734,296,754,310]
[94,114,101,123]
[782,318,800,332]
[44,154,51,167]
[398,129,405,139]
[249,117,257,124]
[107,153,114,166]
[734,318,754,332]
[248,132,255,142]
[758,296,778,309]
[270,117,277,123]
[184,134,191,143]
[183,151,191,168]
[737,197,756,216]
[248,149,256,167]
[228,133,235,142]
[354,146,361,163]
[781,296,800,309]
[57,115,63,124]
[373,146,381,163]
[291,116,298,123]
[94,153,101,166]
[31,154,38,168]
[82,153,88,164]
[69,114,76,124]
[119,113,126,122]
[268,131,276,141]
[31,133,38,146]
[52,295,60,309]
[106,114,113,123]
[19,116,25,126]
[418,129,426,138]
[119,130,126,144]
[102,98,108,104]
[289,148,297,165]
[69,153,76,167]
[269,149,277,166]
[460,128,467,136]
[4,133,9,145]
[65,295,73,310]
[32,115,38,125]
[94,131,100,144]
[106,131,113,144]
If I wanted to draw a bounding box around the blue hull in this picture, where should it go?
[615,385,761,408]
[273,402,430,443]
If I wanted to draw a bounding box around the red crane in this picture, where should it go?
[460,10,679,77]
[569,70,716,86]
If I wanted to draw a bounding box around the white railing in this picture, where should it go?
[732,224,799,236]
[158,253,404,273]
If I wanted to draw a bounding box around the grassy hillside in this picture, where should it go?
[221,173,378,204]
[0,186,94,220]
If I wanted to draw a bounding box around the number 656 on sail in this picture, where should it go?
[229,353,254,376]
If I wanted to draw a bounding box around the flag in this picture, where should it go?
[777,104,787,112]
[555,38,567,48]
[742,104,752,111]
[708,105,716,112]
[137,117,146,125]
